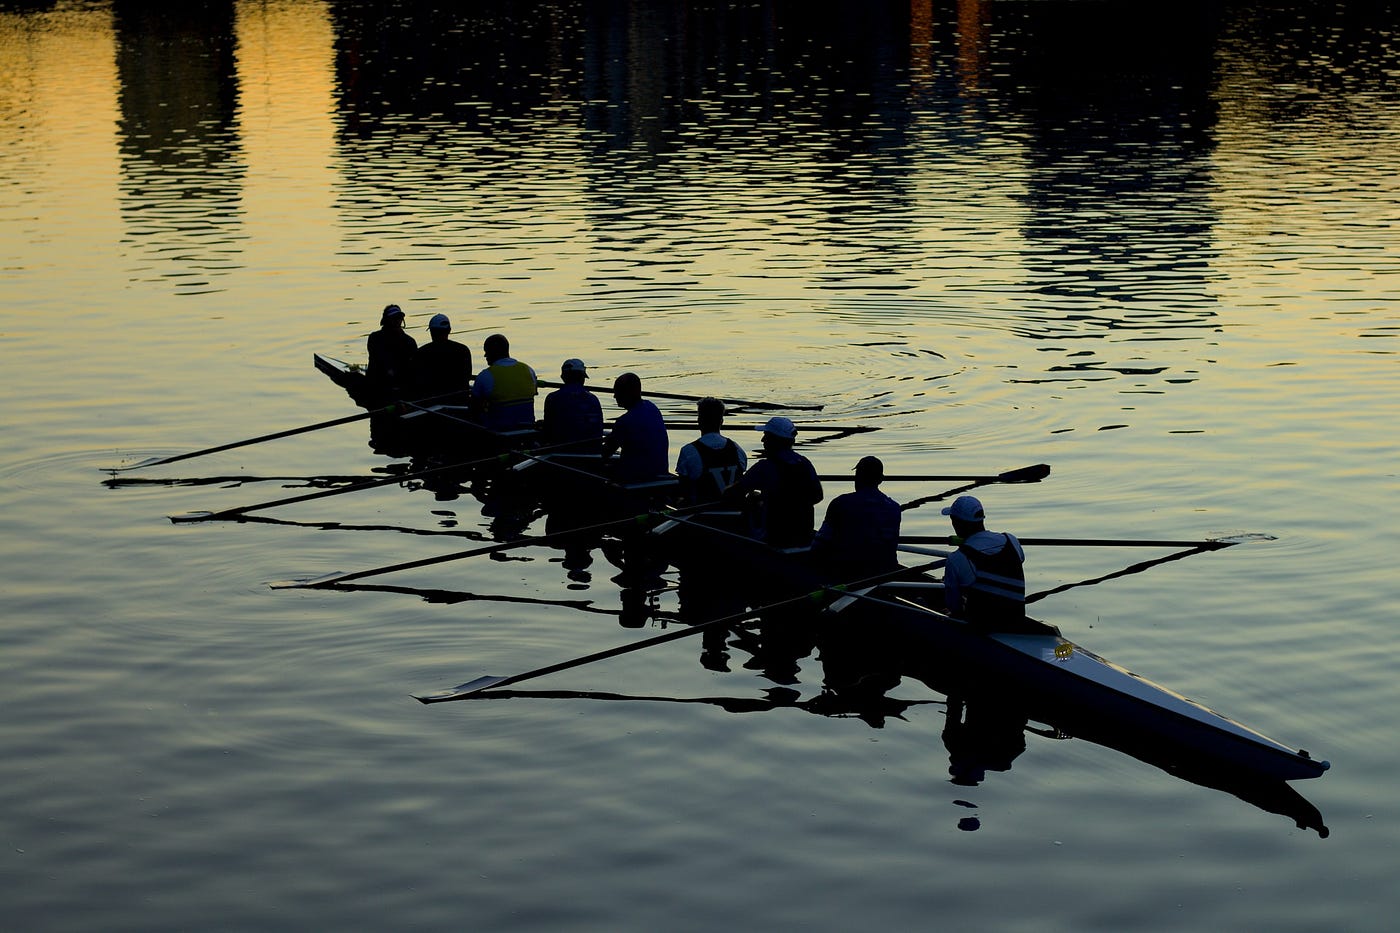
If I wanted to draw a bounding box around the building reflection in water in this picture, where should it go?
[113,1,246,293]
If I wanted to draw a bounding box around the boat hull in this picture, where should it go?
[838,582,1330,784]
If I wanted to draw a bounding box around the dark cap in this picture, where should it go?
[855,455,884,482]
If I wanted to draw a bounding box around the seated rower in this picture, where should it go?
[941,495,1026,631]
[726,416,823,549]
[542,358,604,451]
[812,455,901,578]
[411,313,473,403]
[365,303,417,400]
[601,372,669,484]
[471,333,538,431]
[675,396,746,504]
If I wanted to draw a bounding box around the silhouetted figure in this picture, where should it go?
[365,303,417,400]
[412,313,473,402]
[542,358,604,450]
[601,372,670,484]
[471,333,538,430]
[812,455,901,579]
[675,396,746,504]
[726,416,823,548]
[942,495,1026,631]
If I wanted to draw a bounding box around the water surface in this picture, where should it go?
[1,2,1397,931]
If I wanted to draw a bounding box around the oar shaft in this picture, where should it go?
[820,474,1011,483]
[112,409,379,471]
[899,536,1231,549]
[536,379,822,412]
[666,423,872,435]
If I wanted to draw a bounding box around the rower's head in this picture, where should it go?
[854,455,883,489]
[484,333,510,363]
[758,416,797,451]
[942,495,986,536]
[612,372,642,408]
[381,304,405,329]
[560,358,588,385]
[428,313,451,341]
[697,396,726,434]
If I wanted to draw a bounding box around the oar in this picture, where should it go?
[167,431,608,523]
[536,378,824,412]
[168,453,511,523]
[102,388,469,473]
[412,559,948,703]
[818,464,1050,484]
[897,464,1051,513]
[1026,543,1242,604]
[268,505,707,590]
[899,535,1237,549]
[663,422,876,436]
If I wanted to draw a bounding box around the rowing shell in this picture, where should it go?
[830,581,1330,785]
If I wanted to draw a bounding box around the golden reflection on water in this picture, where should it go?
[0,7,121,300]
[234,0,338,300]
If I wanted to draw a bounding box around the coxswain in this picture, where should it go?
[541,358,604,450]
[411,313,473,403]
[812,455,901,577]
[365,303,417,400]
[471,333,538,430]
[941,495,1026,630]
[726,416,822,548]
[675,397,746,505]
[600,372,669,483]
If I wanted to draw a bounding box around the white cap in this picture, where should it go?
[561,358,587,377]
[428,313,451,331]
[942,495,985,523]
[757,416,797,440]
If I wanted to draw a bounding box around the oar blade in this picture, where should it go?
[104,455,168,473]
[999,463,1051,483]
[267,571,347,590]
[414,675,511,703]
[169,511,216,524]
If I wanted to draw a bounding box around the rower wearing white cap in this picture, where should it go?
[365,303,417,399]
[412,313,473,402]
[542,358,604,450]
[941,495,1026,630]
[725,416,823,548]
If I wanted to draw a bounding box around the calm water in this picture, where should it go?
[2,1,1398,930]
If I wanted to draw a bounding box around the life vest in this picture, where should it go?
[960,534,1026,626]
[485,360,537,406]
[688,438,742,503]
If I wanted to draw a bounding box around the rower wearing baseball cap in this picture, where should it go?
[365,303,417,400]
[412,313,473,402]
[542,358,604,450]
[725,416,823,548]
[941,495,1025,630]
[812,456,901,577]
